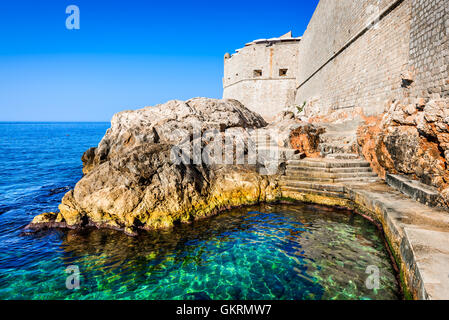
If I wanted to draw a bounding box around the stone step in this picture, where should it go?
[259,160,280,168]
[281,175,378,184]
[320,131,356,144]
[320,138,355,146]
[283,149,300,159]
[290,152,306,160]
[320,143,355,155]
[281,175,334,183]
[287,159,371,168]
[257,146,298,152]
[325,153,361,160]
[386,174,440,207]
[319,119,362,132]
[281,186,345,198]
[278,180,345,192]
[285,170,378,179]
[286,166,373,174]
[257,148,300,160]
[334,177,379,183]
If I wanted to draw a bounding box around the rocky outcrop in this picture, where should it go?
[262,111,303,147]
[357,99,449,207]
[28,98,280,235]
[289,124,325,158]
[81,98,267,174]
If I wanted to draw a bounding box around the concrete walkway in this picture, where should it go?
[346,182,449,300]
[282,180,449,300]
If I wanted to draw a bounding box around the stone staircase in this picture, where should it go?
[253,118,381,192]
[318,119,362,159]
[251,129,303,175]
[386,173,440,207]
[280,118,380,197]
[280,157,379,198]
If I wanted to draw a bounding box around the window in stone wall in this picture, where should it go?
[253,70,262,77]
[279,69,288,77]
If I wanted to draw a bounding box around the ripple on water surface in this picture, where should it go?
[3,204,400,300]
[0,123,400,300]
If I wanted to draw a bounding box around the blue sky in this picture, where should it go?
[0,0,319,121]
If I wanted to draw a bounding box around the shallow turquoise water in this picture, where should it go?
[0,123,400,300]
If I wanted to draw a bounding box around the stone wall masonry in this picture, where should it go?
[295,0,448,117]
[223,79,297,120]
[409,0,449,99]
[296,0,411,116]
[296,0,398,90]
[223,0,447,119]
[282,179,449,300]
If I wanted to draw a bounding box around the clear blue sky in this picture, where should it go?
[0,0,319,122]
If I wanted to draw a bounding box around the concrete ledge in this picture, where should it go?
[281,181,449,300]
[402,228,449,299]
[346,183,449,300]
[386,174,440,207]
[288,158,370,168]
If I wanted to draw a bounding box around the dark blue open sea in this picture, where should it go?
[0,122,400,300]
[0,122,109,298]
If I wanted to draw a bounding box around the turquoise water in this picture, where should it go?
[0,123,400,300]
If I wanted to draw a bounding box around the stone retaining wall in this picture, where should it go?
[282,182,449,300]
[409,0,449,99]
[295,0,448,117]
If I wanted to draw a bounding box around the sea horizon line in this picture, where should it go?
[0,121,110,124]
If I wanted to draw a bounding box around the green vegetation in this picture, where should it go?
[295,101,307,114]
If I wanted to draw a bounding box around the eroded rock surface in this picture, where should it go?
[28,98,279,235]
[267,111,303,148]
[289,124,325,158]
[357,99,449,207]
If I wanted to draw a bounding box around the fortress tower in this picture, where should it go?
[223,32,301,120]
[224,0,448,121]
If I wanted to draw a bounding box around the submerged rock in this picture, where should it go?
[28,98,280,235]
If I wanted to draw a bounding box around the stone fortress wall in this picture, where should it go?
[295,0,449,117]
[223,33,301,120]
[219,1,449,299]
[409,0,449,100]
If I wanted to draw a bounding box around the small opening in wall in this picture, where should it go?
[253,70,262,77]
[279,69,288,77]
